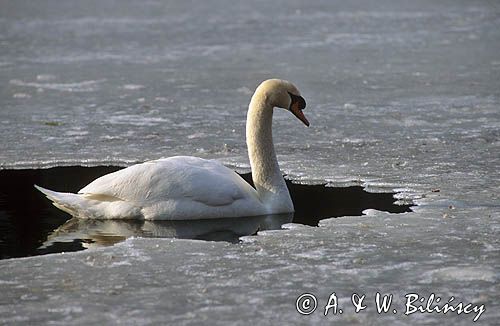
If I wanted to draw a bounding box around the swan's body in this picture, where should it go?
[37,156,266,219]
[36,79,309,220]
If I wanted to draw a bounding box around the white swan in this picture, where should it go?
[35,79,309,220]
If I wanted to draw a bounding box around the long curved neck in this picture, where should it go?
[246,94,293,212]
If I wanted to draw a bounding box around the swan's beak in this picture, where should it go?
[289,95,309,127]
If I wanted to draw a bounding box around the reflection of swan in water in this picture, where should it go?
[40,213,293,249]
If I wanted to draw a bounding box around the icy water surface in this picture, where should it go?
[1,0,499,324]
[0,166,411,259]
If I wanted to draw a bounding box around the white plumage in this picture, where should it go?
[37,157,261,219]
[36,79,309,220]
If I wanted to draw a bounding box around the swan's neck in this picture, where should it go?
[246,95,293,212]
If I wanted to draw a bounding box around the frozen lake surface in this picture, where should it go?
[1,0,499,324]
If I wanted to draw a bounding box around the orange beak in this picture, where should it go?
[289,94,309,127]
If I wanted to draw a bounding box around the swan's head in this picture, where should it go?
[255,79,309,126]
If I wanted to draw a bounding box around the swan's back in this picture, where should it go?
[35,156,264,220]
[75,156,262,219]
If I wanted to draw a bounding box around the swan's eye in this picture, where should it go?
[288,92,306,111]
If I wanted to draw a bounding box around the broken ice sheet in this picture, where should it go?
[1,0,499,324]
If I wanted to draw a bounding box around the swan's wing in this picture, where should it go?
[78,156,257,208]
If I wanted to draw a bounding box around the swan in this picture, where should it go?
[35,79,309,220]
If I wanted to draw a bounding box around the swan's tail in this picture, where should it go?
[34,185,141,219]
[34,185,84,217]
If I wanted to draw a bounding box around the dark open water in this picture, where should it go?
[0,166,411,259]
